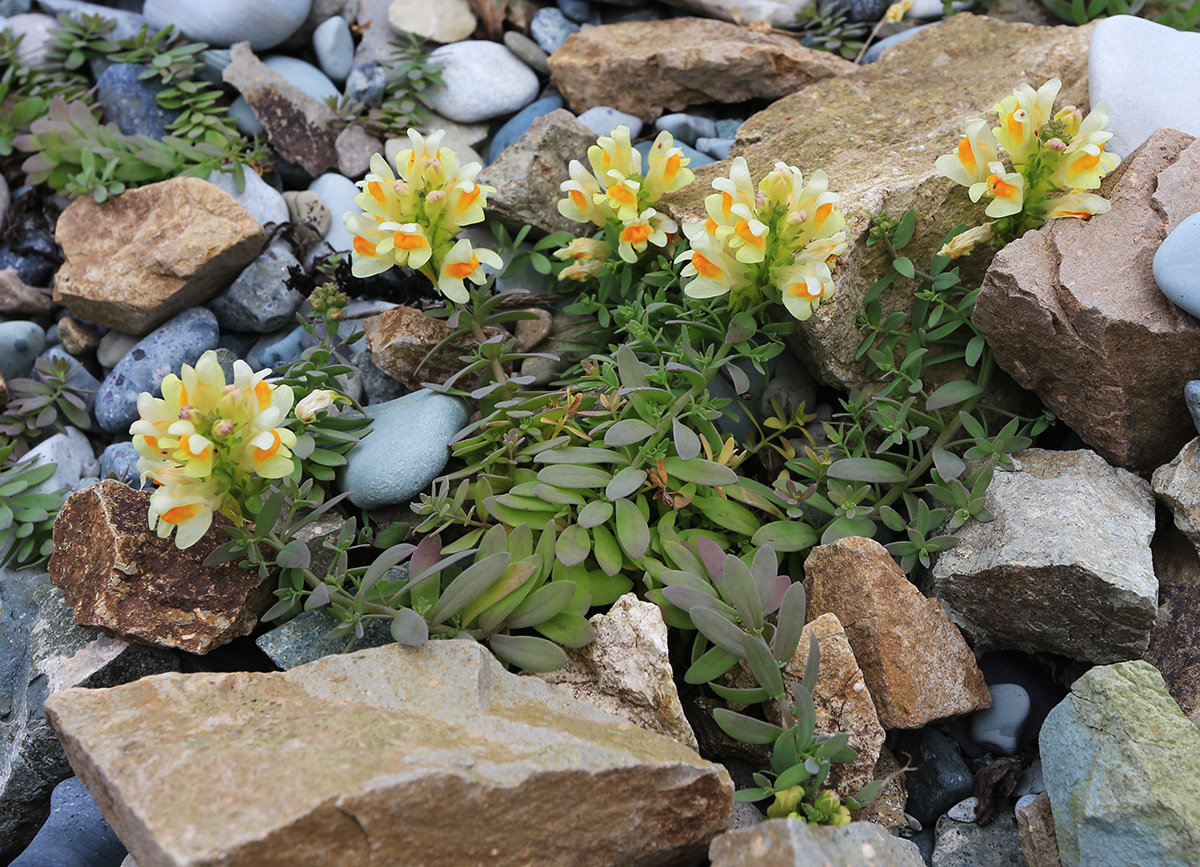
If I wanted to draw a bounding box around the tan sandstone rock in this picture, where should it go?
[548,17,855,123]
[1018,792,1062,867]
[48,480,273,655]
[803,536,991,728]
[660,14,1096,391]
[0,268,55,316]
[975,128,1200,472]
[53,177,264,335]
[363,305,506,390]
[45,641,733,867]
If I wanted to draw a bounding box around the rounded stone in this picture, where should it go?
[0,319,46,381]
[487,95,564,163]
[8,777,125,867]
[502,29,549,75]
[263,53,341,102]
[308,172,361,253]
[340,389,470,508]
[344,61,386,108]
[209,241,304,333]
[654,113,717,146]
[143,0,312,50]
[96,330,138,370]
[96,62,180,138]
[283,190,333,235]
[1185,380,1200,436]
[204,169,290,227]
[576,106,642,139]
[8,13,57,67]
[312,15,354,83]
[969,683,1031,756]
[98,440,149,490]
[530,6,579,54]
[95,308,221,433]
[426,41,540,124]
[256,326,306,369]
[695,137,734,159]
[1154,212,1200,319]
[22,427,101,496]
[388,0,476,43]
[947,796,980,823]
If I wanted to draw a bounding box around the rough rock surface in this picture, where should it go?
[363,305,507,390]
[223,41,340,175]
[1153,437,1200,557]
[708,819,925,867]
[48,481,274,655]
[1017,792,1061,867]
[926,450,1157,663]
[0,268,55,316]
[659,14,1095,391]
[0,570,176,864]
[45,641,733,867]
[1144,521,1200,728]
[852,747,908,831]
[803,536,990,729]
[479,109,599,237]
[53,177,264,335]
[932,811,1026,867]
[547,17,854,123]
[975,129,1200,472]
[1040,660,1200,867]
[537,594,698,751]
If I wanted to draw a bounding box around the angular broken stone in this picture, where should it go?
[363,305,507,390]
[1152,437,1200,557]
[548,17,854,123]
[45,641,733,867]
[537,593,698,751]
[56,316,103,357]
[53,177,264,335]
[223,42,340,176]
[48,481,274,655]
[926,450,1157,664]
[0,267,55,317]
[708,819,925,867]
[853,747,909,831]
[1144,521,1200,728]
[479,109,600,237]
[803,536,991,729]
[1017,792,1061,867]
[975,129,1200,472]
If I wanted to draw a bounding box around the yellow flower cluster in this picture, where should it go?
[344,129,502,302]
[130,351,296,549]
[678,157,848,321]
[556,125,694,269]
[935,79,1120,254]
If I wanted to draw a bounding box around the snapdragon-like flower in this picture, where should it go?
[130,350,298,548]
[343,129,500,301]
[677,157,848,321]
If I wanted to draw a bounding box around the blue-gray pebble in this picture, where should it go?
[209,242,303,333]
[488,95,564,163]
[95,308,220,433]
[695,137,734,159]
[96,63,180,138]
[1154,212,1200,319]
[530,7,579,54]
[256,325,306,369]
[427,41,540,125]
[0,320,46,381]
[557,0,593,22]
[345,61,386,109]
[969,683,1030,756]
[576,106,642,139]
[340,389,470,509]
[98,441,150,490]
[655,113,717,146]
[312,15,354,83]
[35,345,99,421]
[9,777,126,867]
[1186,380,1200,436]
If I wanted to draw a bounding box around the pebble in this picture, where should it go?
[634,139,714,168]
[488,95,565,163]
[946,796,979,823]
[307,172,360,252]
[968,683,1030,756]
[344,61,386,108]
[864,22,933,63]
[599,4,666,22]
[340,389,470,509]
[896,727,976,825]
[427,41,540,124]
[530,7,579,54]
[56,315,103,357]
[576,106,643,139]
[96,62,180,138]
[312,15,354,83]
[283,190,333,235]
[1185,380,1200,435]
[8,13,56,67]
[209,241,304,334]
[142,0,310,50]
[256,325,307,369]
[695,136,734,159]
[0,238,53,287]
[502,30,550,75]
[22,427,101,496]
[35,344,100,421]
[37,0,149,41]
[0,175,7,234]
[96,330,138,370]
[95,308,221,433]
[256,608,393,669]
[654,113,718,146]
[1014,760,1045,798]
[1014,793,1038,814]
[1089,15,1200,157]
[557,0,594,22]
[204,168,289,227]
[387,0,476,43]
[353,348,410,406]
[0,320,46,381]
[818,0,889,21]
[715,118,742,139]
[1154,211,1200,319]
[932,810,1026,867]
[262,54,341,102]
[98,441,150,490]
[8,777,125,867]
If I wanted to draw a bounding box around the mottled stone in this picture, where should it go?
[1153,437,1200,557]
[1017,792,1060,867]
[0,268,55,317]
[335,123,383,179]
[933,810,1026,867]
[1144,520,1200,728]
[363,305,506,390]
[56,316,102,357]
[709,819,925,867]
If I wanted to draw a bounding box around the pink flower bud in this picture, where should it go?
[1045,138,1067,152]
[426,158,442,172]
[393,179,408,195]
[427,189,445,203]
[213,418,235,436]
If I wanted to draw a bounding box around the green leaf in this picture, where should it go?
[691,606,748,658]
[613,497,650,560]
[604,419,656,446]
[577,500,613,529]
[555,523,590,567]
[390,608,429,646]
[589,570,633,606]
[713,708,784,745]
[926,380,984,411]
[427,551,511,624]
[489,634,567,672]
[506,580,576,628]
[662,457,737,486]
[733,787,774,803]
[606,467,647,500]
[661,585,739,621]
[965,334,986,367]
[693,495,761,537]
[820,516,877,545]
[533,610,594,647]
[893,208,917,249]
[722,554,764,631]
[534,447,627,464]
[744,632,785,698]
[615,344,649,389]
[684,646,739,683]
[931,446,966,481]
[751,521,817,553]
[892,256,915,278]
[772,582,807,664]
[536,464,612,488]
[826,458,908,484]
[709,683,771,704]
[672,418,701,461]
[591,524,624,576]
[276,539,311,570]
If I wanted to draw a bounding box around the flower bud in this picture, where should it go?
[393,179,408,195]
[295,389,340,423]
[213,418,235,437]
[426,189,445,203]
[1045,137,1066,152]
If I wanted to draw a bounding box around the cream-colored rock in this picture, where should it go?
[53,177,264,334]
[46,641,733,867]
[364,305,506,390]
[387,0,476,43]
[335,124,384,179]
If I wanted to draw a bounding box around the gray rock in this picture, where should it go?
[655,111,717,145]
[97,441,148,490]
[335,124,382,178]
[709,819,926,866]
[1040,660,1200,867]
[558,0,593,22]
[143,0,311,50]
[21,427,99,495]
[576,105,642,138]
[256,325,306,368]
[8,12,56,67]
[343,60,386,107]
[351,0,391,64]
[261,53,340,102]
[933,810,1026,866]
[925,449,1157,663]
[8,776,126,867]
[487,95,564,163]
[1186,381,1200,436]
[1089,15,1200,158]
[307,172,359,252]
[95,308,221,433]
[530,6,579,53]
[204,169,290,227]
[95,330,137,370]
[36,0,149,40]
[502,29,550,75]
[96,62,180,139]
[255,609,393,670]
[427,40,540,124]
[209,241,304,333]
[0,319,45,380]
[351,347,409,406]
[340,389,469,508]
[896,728,975,826]
[864,21,934,63]
[969,683,1030,756]
[312,15,353,83]
[1154,211,1200,319]
[695,136,734,159]
[0,175,8,235]
[946,797,980,824]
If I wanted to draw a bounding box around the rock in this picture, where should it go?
[0,174,8,234]
[35,0,149,40]
[895,728,975,827]
[946,797,980,823]
[803,536,991,728]
[283,189,332,235]
[420,112,491,147]
[143,0,311,50]
[863,23,932,63]
[335,124,383,178]
[8,12,56,66]
[852,746,908,830]
[21,427,99,495]
[94,308,220,433]
[531,6,578,53]
[45,641,733,867]
[261,52,341,102]
[660,14,1094,392]
[312,15,353,82]
[209,241,304,333]
[95,330,137,370]
[95,62,179,139]
[97,442,147,489]
[223,41,340,175]
[427,40,540,124]
[364,305,506,390]
[1187,381,1200,435]
[0,319,46,380]
[1040,660,1200,867]
[655,112,717,145]
[486,95,564,163]
[709,819,926,867]
[340,389,469,508]
[351,347,409,405]
[343,60,386,108]
[0,239,54,288]
[548,17,853,124]
[53,176,264,335]
[933,810,1025,867]
[558,0,593,22]
[307,172,360,252]
[975,128,1200,473]
[255,325,305,368]
[49,480,274,654]
[503,29,550,75]
[926,449,1157,663]
[1089,15,1200,158]
[537,594,697,750]
[696,137,734,159]
[0,268,54,316]
[387,0,476,42]
[56,316,102,357]
[9,776,126,867]
[203,168,290,227]
[1154,211,1200,319]
[968,684,1029,757]
[0,571,177,864]
[1152,437,1200,556]
[1144,521,1200,728]
[513,308,553,352]
[1017,792,1060,867]
[576,105,642,139]
[255,608,393,670]
[480,109,599,236]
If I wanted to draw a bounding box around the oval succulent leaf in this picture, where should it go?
[662,456,737,486]
[577,500,614,529]
[536,464,613,488]
[489,634,567,672]
[604,419,657,447]
[427,551,511,624]
[555,523,591,567]
[722,553,764,631]
[661,585,738,621]
[614,497,650,560]
[690,606,749,658]
[606,467,647,501]
[772,582,807,664]
[672,418,702,461]
[390,608,429,646]
[712,707,784,745]
[826,458,908,484]
[505,580,577,629]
